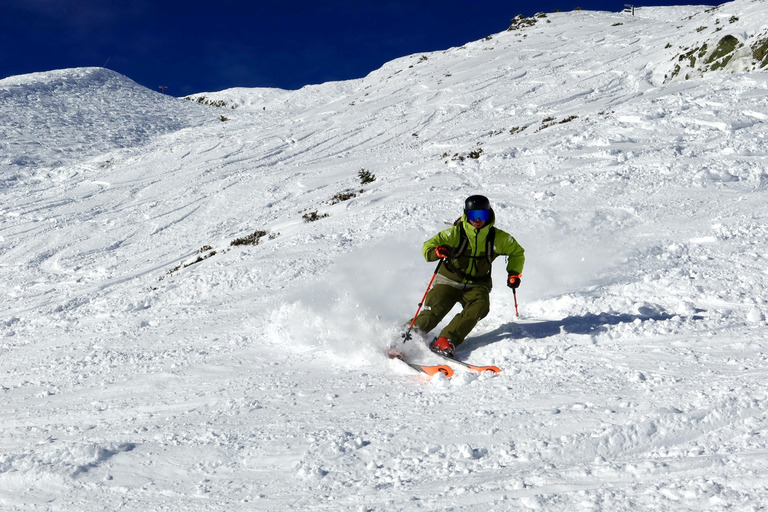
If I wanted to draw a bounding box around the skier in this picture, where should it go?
[412,195,525,358]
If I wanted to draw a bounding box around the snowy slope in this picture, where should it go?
[2,1,768,510]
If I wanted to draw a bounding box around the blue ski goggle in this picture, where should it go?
[467,209,490,222]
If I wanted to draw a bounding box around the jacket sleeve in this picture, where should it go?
[494,230,525,274]
[422,226,461,262]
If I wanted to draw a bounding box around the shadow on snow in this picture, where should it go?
[469,310,684,350]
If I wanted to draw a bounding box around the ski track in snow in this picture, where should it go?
[2,2,768,510]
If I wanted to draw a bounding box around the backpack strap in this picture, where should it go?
[455,222,469,257]
[485,227,496,265]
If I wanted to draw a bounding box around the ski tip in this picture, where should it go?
[456,360,503,374]
[421,365,454,378]
[472,365,502,374]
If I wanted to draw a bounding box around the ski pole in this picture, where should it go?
[513,288,520,317]
[402,259,443,342]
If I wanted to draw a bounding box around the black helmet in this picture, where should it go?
[464,195,491,213]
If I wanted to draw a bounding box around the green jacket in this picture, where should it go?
[422,209,525,289]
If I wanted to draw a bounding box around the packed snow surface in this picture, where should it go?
[3,1,768,510]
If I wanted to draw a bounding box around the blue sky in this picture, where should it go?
[1,0,721,96]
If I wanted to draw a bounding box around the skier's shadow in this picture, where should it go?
[470,310,683,349]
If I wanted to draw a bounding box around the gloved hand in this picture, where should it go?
[507,273,522,289]
[434,245,453,259]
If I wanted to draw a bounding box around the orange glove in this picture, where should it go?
[435,245,453,259]
[507,273,522,289]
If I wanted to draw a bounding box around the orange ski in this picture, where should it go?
[388,351,454,378]
[431,351,501,374]
[459,362,502,374]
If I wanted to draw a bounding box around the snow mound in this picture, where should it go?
[0,67,209,175]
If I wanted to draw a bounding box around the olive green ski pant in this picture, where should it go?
[413,283,490,346]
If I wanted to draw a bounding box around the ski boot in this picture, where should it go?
[429,336,456,358]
